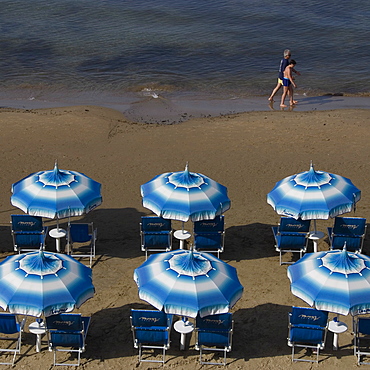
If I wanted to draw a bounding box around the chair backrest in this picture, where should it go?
[333,217,366,236]
[194,216,224,234]
[0,314,19,334]
[196,313,232,331]
[290,306,328,328]
[131,309,170,328]
[46,314,90,351]
[279,217,311,233]
[196,313,233,347]
[131,309,173,346]
[46,313,84,332]
[69,223,92,243]
[141,217,171,232]
[358,317,370,335]
[11,214,44,232]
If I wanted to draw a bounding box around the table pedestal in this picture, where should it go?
[308,231,325,253]
[49,228,67,252]
[174,320,194,350]
[29,321,46,352]
[174,230,191,249]
[328,319,348,350]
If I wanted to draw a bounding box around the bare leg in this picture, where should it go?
[268,81,282,101]
[289,86,295,106]
[280,86,289,107]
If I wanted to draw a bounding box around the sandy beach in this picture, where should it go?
[1,105,370,369]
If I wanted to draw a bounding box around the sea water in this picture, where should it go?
[0,0,369,108]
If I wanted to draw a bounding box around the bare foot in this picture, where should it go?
[293,100,298,104]
[280,104,287,108]
[268,97,274,102]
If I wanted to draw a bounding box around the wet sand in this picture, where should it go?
[0,93,369,124]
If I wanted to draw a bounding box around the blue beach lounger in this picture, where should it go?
[11,214,48,253]
[140,216,172,259]
[193,216,225,257]
[195,313,233,366]
[272,217,310,265]
[288,306,328,363]
[327,217,366,253]
[46,313,91,367]
[130,309,173,364]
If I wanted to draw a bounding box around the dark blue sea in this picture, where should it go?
[0,0,369,113]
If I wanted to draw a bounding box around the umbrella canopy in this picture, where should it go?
[134,249,243,318]
[287,248,370,316]
[267,163,361,220]
[0,250,94,317]
[140,164,231,222]
[11,162,102,219]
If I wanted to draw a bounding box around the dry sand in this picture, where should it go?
[0,105,370,369]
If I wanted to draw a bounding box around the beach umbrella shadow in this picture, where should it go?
[231,303,292,361]
[0,225,14,254]
[52,207,147,260]
[225,223,278,261]
[87,302,151,361]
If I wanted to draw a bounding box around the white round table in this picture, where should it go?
[308,231,325,253]
[29,321,46,352]
[49,228,67,252]
[174,230,191,249]
[174,319,194,350]
[328,319,348,350]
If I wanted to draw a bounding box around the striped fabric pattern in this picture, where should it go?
[141,165,231,222]
[134,249,243,318]
[0,251,94,317]
[11,163,102,219]
[267,164,361,220]
[288,249,370,315]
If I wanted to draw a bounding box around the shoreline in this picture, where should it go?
[0,92,370,124]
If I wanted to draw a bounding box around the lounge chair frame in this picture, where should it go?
[10,214,48,253]
[195,313,233,366]
[288,306,328,363]
[67,222,97,267]
[272,217,310,265]
[353,316,370,365]
[0,313,26,366]
[327,216,367,253]
[130,309,173,364]
[140,217,172,259]
[46,313,90,367]
[193,216,225,257]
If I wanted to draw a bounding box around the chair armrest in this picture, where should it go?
[19,317,27,331]
[82,316,91,335]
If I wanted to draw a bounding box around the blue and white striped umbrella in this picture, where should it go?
[267,163,361,220]
[287,248,370,315]
[134,249,243,318]
[0,251,94,317]
[141,164,231,222]
[11,162,102,219]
